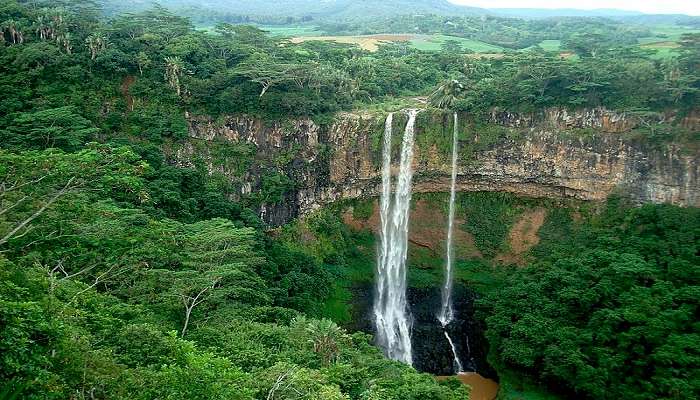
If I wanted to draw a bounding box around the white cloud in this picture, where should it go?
[447,0,700,15]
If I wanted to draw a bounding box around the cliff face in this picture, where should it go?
[178,108,699,225]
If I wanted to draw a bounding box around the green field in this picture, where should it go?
[196,25,321,37]
[644,25,700,40]
[635,25,699,59]
[409,34,505,52]
[535,39,562,51]
[636,25,700,57]
[644,45,682,59]
[520,39,562,53]
[258,25,321,37]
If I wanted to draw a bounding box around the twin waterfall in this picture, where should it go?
[374,110,417,364]
[373,111,464,373]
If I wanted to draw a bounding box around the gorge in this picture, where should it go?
[3,2,698,398]
[175,105,699,377]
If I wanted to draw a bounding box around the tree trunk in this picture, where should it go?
[181,304,193,337]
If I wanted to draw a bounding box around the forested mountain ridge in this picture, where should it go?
[491,8,644,18]
[100,0,487,19]
[99,0,697,20]
[0,0,698,399]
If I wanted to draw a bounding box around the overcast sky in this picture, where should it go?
[448,0,700,15]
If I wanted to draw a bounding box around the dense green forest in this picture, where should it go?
[480,199,699,399]
[293,194,700,400]
[0,0,698,399]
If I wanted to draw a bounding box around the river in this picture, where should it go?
[438,373,499,400]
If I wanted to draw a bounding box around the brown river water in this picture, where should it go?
[437,373,499,400]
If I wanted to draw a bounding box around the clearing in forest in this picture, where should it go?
[289,34,413,51]
[289,33,505,53]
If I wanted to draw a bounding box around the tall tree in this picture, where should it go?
[429,78,466,109]
[164,56,184,96]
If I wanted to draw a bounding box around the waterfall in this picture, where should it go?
[444,331,464,373]
[374,112,394,360]
[438,112,459,326]
[374,110,418,365]
[438,112,465,374]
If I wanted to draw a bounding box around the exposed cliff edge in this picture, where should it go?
[175,108,699,226]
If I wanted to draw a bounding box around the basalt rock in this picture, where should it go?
[350,283,496,377]
[178,108,699,226]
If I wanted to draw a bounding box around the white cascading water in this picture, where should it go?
[444,331,464,372]
[374,112,394,360]
[438,112,464,373]
[374,110,418,365]
[438,112,459,326]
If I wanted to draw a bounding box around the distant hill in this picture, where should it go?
[99,0,699,27]
[100,0,487,18]
[489,8,645,18]
[613,14,700,28]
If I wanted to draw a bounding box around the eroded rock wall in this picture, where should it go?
[178,108,699,225]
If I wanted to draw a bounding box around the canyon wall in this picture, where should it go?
[176,108,699,225]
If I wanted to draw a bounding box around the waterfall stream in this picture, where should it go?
[443,331,464,373]
[374,110,418,365]
[438,112,464,373]
[438,112,459,326]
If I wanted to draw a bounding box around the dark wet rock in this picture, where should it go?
[348,283,497,379]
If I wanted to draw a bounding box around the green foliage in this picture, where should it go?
[414,111,453,161]
[428,78,466,109]
[0,106,99,151]
[481,202,700,399]
[457,192,521,258]
[0,195,463,399]
[409,35,503,53]
[0,1,698,399]
[321,13,653,50]
[458,122,517,161]
[351,198,375,220]
[260,171,294,204]
[0,145,147,249]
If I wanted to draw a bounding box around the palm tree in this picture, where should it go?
[35,15,48,40]
[2,20,23,44]
[429,78,466,109]
[57,31,72,54]
[306,319,344,366]
[85,34,108,60]
[49,10,65,41]
[164,56,184,96]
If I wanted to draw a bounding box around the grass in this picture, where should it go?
[535,39,561,51]
[636,24,700,59]
[290,35,406,51]
[259,25,321,37]
[409,34,505,53]
[287,32,505,53]
[646,25,700,39]
[645,46,682,59]
[196,25,321,37]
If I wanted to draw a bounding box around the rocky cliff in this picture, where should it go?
[176,107,699,225]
